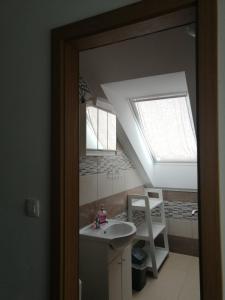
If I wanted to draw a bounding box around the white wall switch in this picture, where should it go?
[25,199,40,217]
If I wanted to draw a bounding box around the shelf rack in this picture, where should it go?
[128,188,169,278]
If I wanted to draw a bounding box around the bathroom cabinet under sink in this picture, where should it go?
[109,245,132,300]
[79,220,135,300]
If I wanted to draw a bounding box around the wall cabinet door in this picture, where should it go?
[109,256,122,300]
[122,245,132,300]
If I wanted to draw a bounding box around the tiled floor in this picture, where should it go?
[133,253,200,300]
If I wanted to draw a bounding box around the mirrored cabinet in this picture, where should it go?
[80,103,117,156]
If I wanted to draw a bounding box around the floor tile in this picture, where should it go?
[133,253,200,300]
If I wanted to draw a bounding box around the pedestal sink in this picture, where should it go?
[80,219,136,249]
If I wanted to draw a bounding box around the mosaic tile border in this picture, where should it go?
[79,143,135,176]
[152,201,198,220]
[114,200,198,224]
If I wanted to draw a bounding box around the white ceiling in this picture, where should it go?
[80,25,196,126]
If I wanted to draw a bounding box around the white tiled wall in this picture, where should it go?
[152,215,198,239]
[79,142,144,206]
[125,169,143,190]
[79,174,98,205]
[112,170,126,194]
[97,172,114,199]
[169,218,199,239]
[79,169,142,206]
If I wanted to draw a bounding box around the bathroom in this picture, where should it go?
[79,24,199,300]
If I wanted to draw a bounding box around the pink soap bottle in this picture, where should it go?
[98,206,107,224]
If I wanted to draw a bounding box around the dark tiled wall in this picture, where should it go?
[79,185,144,228]
[163,190,197,202]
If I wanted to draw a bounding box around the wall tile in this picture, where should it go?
[80,143,135,176]
[97,173,113,199]
[192,220,199,239]
[163,190,197,202]
[79,186,144,227]
[79,174,98,206]
[125,169,142,190]
[168,218,193,238]
[112,170,126,194]
[152,201,198,220]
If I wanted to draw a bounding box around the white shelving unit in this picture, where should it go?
[128,188,169,278]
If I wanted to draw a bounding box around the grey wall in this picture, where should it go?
[0,1,139,299]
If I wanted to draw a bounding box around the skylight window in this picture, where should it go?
[133,95,197,163]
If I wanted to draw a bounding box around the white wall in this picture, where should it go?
[218,0,225,296]
[80,168,143,206]
[154,163,197,190]
[0,1,139,299]
[153,216,198,240]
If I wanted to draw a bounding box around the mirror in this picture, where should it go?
[86,105,117,152]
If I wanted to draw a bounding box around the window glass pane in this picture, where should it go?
[86,106,98,149]
[107,112,117,150]
[98,109,108,150]
[135,97,197,162]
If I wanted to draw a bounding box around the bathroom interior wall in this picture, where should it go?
[79,130,198,252]
[79,142,144,226]
[153,191,198,256]
[115,190,199,256]
[79,144,198,252]
[79,185,144,228]
[79,143,143,206]
[79,25,198,252]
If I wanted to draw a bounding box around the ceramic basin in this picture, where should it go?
[79,219,136,249]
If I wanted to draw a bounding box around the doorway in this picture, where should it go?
[51,2,222,300]
[79,24,199,300]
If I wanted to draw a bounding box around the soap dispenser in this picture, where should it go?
[98,205,107,224]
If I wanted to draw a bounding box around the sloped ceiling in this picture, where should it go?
[102,72,197,189]
[80,25,196,127]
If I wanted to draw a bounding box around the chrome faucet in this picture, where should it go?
[192,209,198,216]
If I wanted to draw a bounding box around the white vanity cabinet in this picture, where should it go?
[108,245,132,300]
[80,238,132,300]
[108,255,123,300]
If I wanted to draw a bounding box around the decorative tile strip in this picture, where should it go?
[79,143,135,176]
[113,200,198,223]
[151,201,198,220]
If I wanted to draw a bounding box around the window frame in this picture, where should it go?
[130,93,197,164]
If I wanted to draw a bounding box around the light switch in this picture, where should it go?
[25,199,40,218]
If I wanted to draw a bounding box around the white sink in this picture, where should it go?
[79,219,136,249]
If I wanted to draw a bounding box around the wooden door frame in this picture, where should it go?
[51,1,222,299]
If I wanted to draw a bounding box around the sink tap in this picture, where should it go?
[94,215,100,229]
